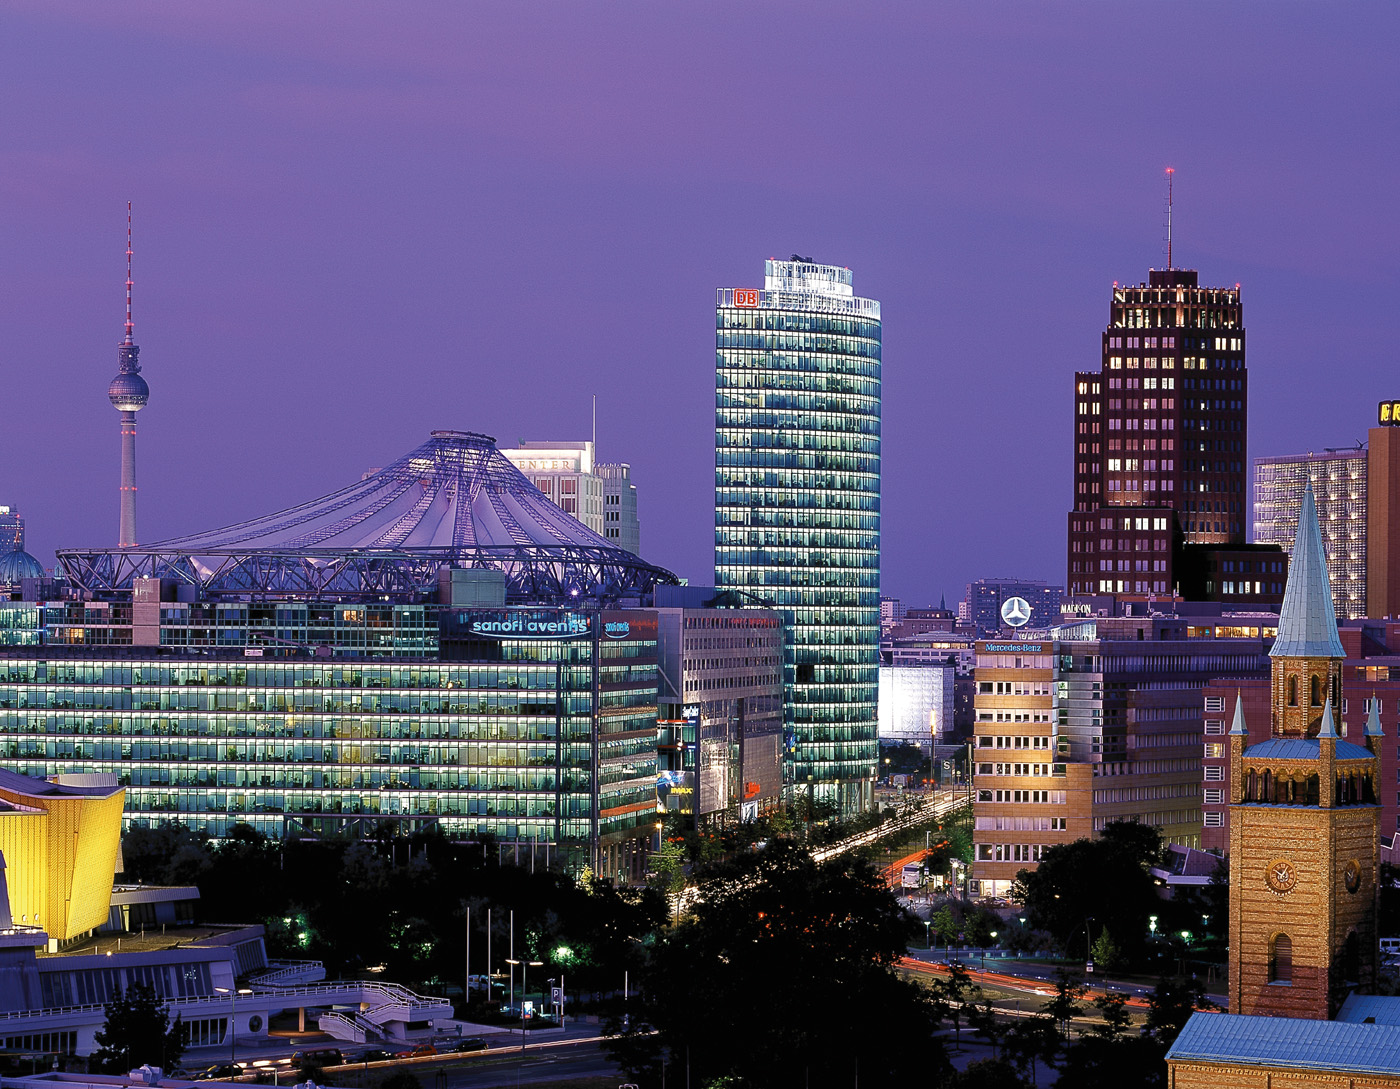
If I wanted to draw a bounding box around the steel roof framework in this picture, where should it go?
[58,431,678,603]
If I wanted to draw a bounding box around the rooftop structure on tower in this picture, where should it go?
[57,429,678,604]
[1271,483,1346,661]
[107,203,148,548]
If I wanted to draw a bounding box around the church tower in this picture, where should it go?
[1228,483,1380,1019]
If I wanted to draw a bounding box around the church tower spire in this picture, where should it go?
[1229,481,1378,1019]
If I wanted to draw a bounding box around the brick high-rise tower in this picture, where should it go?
[1066,262,1280,602]
[1228,484,1380,1019]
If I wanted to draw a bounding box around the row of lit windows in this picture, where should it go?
[0,659,621,688]
[717,371,880,395]
[716,430,880,455]
[715,510,879,531]
[716,309,881,339]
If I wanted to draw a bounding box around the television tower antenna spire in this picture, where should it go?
[124,201,134,345]
[1165,167,1175,270]
[108,202,150,548]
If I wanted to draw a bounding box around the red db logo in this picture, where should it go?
[734,288,760,307]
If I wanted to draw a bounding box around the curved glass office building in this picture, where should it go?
[715,260,881,814]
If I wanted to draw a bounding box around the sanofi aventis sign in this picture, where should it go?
[457,611,592,640]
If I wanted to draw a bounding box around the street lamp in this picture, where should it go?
[982,930,998,973]
[214,986,253,1068]
[924,920,932,951]
[505,958,543,1055]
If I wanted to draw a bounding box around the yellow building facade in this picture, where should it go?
[0,770,124,941]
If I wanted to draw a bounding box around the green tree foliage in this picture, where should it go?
[118,820,666,996]
[605,840,946,1089]
[930,905,959,947]
[1090,927,1121,974]
[646,839,688,907]
[1037,970,1087,1062]
[1143,975,1217,1045]
[1088,991,1131,1039]
[1013,821,1163,964]
[90,983,184,1074]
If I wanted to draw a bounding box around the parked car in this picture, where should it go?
[393,1044,437,1059]
[290,1048,343,1069]
[447,1038,489,1053]
[192,1063,243,1081]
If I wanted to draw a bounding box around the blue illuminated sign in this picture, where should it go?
[449,611,592,640]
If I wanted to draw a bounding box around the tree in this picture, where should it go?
[646,839,688,919]
[1088,990,1132,1040]
[932,959,977,1050]
[90,984,184,1074]
[931,905,959,949]
[605,840,946,1089]
[1003,1015,1059,1088]
[1144,975,1217,1045]
[1090,927,1121,974]
[1037,970,1087,1060]
[1014,821,1163,965]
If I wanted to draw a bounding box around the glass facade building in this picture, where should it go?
[1253,449,1368,620]
[0,605,660,879]
[715,259,882,814]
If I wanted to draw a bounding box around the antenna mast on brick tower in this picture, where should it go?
[1165,167,1175,270]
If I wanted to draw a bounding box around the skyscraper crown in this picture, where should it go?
[1270,483,1345,659]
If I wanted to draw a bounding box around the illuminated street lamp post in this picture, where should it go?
[505,958,543,1055]
[214,986,252,1068]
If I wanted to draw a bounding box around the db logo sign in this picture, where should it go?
[734,288,760,307]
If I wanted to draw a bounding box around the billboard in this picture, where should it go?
[600,610,658,643]
[441,609,591,640]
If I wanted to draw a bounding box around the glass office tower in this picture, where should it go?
[715,259,882,815]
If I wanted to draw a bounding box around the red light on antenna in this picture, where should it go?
[1166,167,1175,174]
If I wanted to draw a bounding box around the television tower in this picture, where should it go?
[107,202,149,547]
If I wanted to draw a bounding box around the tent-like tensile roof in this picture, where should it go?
[58,430,678,603]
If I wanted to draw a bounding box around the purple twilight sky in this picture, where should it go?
[2,2,1397,603]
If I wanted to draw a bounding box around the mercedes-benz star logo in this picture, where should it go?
[1001,597,1032,628]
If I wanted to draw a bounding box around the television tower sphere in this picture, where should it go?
[107,369,149,412]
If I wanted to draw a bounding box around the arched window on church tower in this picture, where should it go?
[1270,933,1293,983]
[1311,675,1322,707]
[1262,769,1273,802]
[1247,768,1258,800]
[1288,676,1297,706]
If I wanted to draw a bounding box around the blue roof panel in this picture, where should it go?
[1338,995,1400,1026]
[1244,737,1374,762]
[1169,1012,1400,1075]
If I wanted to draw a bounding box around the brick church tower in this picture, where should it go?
[1228,483,1381,1019]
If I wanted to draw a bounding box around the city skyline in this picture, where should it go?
[2,4,1397,602]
